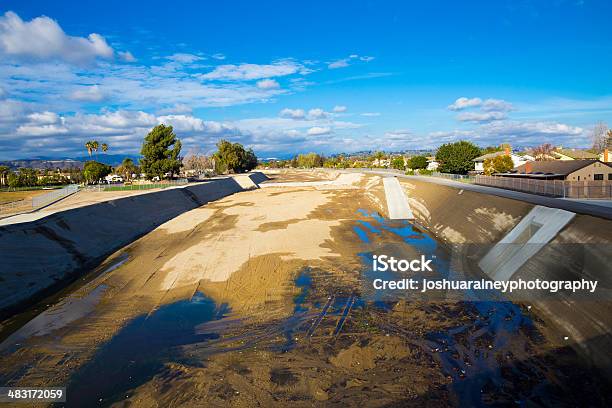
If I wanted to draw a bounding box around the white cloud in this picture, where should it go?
[328,55,374,69]
[448,97,482,111]
[328,59,350,69]
[429,130,476,139]
[165,53,204,64]
[200,60,308,81]
[280,108,306,119]
[156,104,192,115]
[385,129,412,138]
[16,123,67,136]
[279,107,340,121]
[16,111,66,136]
[27,111,60,124]
[456,111,507,122]
[307,126,331,136]
[361,112,380,117]
[75,110,157,130]
[428,120,586,147]
[482,98,514,112]
[0,11,119,64]
[256,79,280,89]
[0,58,289,109]
[307,108,329,120]
[333,105,347,113]
[70,85,105,102]
[211,53,226,60]
[157,114,205,132]
[0,99,28,123]
[118,51,136,62]
[480,120,584,138]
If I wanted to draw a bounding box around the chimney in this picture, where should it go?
[604,148,609,163]
[525,161,532,174]
[504,146,511,156]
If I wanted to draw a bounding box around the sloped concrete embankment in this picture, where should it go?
[401,178,612,377]
[0,173,268,320]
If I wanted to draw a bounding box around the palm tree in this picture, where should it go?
[101,143,109,154]
[117,158,136,181]
[85,141,94,157]
[91,140,99,159]
[0,166,9,188]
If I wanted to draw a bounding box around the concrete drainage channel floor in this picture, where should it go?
[0,170,610,407]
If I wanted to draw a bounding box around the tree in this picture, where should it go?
[390,157,405,170]
[91,140,99,159]
[481,146,503,155]
[483,155,514,175]
[592,122,609,153]
[83,161,111,184]
[532,143,555,161]
[213,140,258,173]
[85,141,94,157]
[435,140,481,174]
[183,152,213,176]
[294,152,325,168]
[140,124,182,179]
[0,165,9,187]
[407,155,428,170]
[116,158,138,181]
[101,143,109,154]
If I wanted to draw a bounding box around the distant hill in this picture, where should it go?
[0,154,141,170]
[73,154,141,166]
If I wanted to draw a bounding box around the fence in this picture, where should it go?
[429,172,475,183]
[32,184,79,208]
[474,175,612,199]
[83,178,189,192]
[0,184,79,216]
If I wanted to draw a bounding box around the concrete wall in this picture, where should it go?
[400,177,612,377]
[0,173,267,319]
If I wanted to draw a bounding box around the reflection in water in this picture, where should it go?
[67,292,227,406]
[353,209,545,407]
[4,208,605,406]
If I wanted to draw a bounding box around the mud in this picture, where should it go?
[0,171,610,407]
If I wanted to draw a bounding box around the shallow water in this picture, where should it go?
[63,210,545,406]
[1,208,607,406]
[350,209,570,407]
[66,292,228,406]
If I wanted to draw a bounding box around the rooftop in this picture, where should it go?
[554,149,600,160]
[511,159,610,176]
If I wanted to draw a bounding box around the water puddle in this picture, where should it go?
[352,209,545,406]
[0,284,109,353]
[66,292,228,406]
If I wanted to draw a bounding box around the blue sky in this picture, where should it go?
[1,0,611,159]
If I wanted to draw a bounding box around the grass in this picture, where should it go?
[0,185,66,192]
[0,190,48,204]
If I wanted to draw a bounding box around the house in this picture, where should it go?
[497,160,612,181]
[553,148,600,161]
[426,157,439,171]
[105,174,124,183]
[473,148,528,173]
[372,158,390,168]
